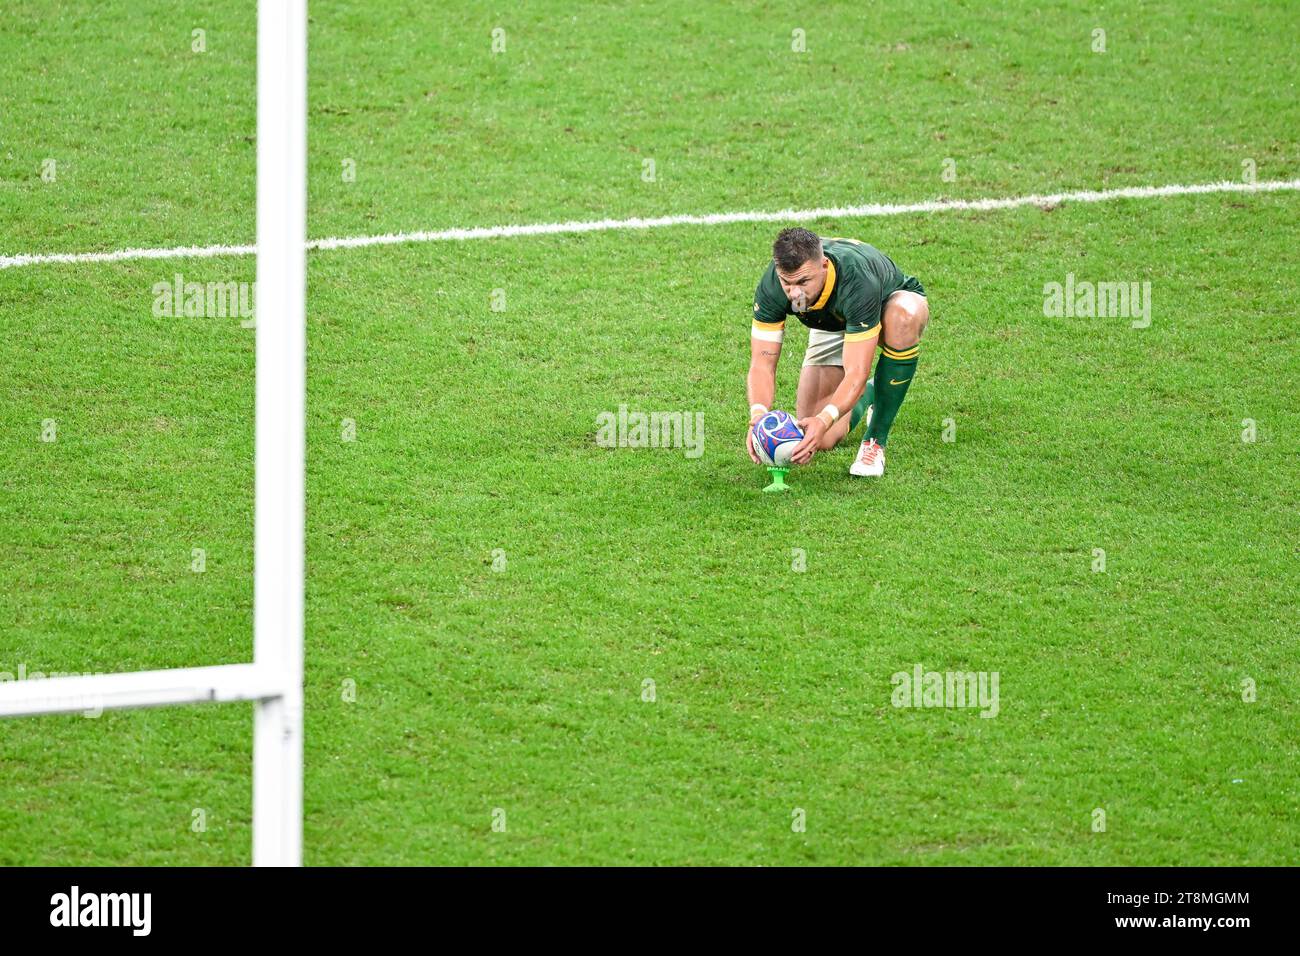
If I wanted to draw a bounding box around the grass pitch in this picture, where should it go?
[0,0,1297,865]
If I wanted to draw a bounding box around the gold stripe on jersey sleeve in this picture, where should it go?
[843,326,880,343]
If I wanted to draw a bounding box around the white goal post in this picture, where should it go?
[0,0,307,867]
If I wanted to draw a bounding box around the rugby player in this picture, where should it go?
[745,228,930,476]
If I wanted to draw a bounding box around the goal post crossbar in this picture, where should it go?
[0,664,285,719]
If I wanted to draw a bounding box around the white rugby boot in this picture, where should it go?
[849,437,885,477]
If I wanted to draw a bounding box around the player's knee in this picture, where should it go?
[883,300,927,348]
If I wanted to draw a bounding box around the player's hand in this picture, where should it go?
[745,424,762,464]
[791,415,826,465]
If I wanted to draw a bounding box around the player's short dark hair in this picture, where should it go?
[772,227,823,272]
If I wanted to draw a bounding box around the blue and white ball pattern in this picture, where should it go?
[751,410,804,466]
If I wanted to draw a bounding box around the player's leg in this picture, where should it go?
[795,364,840,420]
[866,288,929,448]
[851,286,929,476]
[797,365,855,450]
[797,329,854,450]
[849,378,875,432]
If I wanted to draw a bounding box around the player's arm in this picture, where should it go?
[747,332,781,416]
[789,331,877,464]
[745,319,784,462]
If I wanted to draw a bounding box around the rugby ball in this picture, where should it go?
[751,410,804,466]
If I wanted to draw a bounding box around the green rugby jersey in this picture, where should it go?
[752,237,915,343]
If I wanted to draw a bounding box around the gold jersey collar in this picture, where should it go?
[807,256,836,311]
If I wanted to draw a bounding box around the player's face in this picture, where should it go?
[775,257,828,312]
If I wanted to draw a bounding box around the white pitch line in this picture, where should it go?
[2,177,1297,271]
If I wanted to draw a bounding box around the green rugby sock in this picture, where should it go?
[866,344,919,447]
[849,378,875,431]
